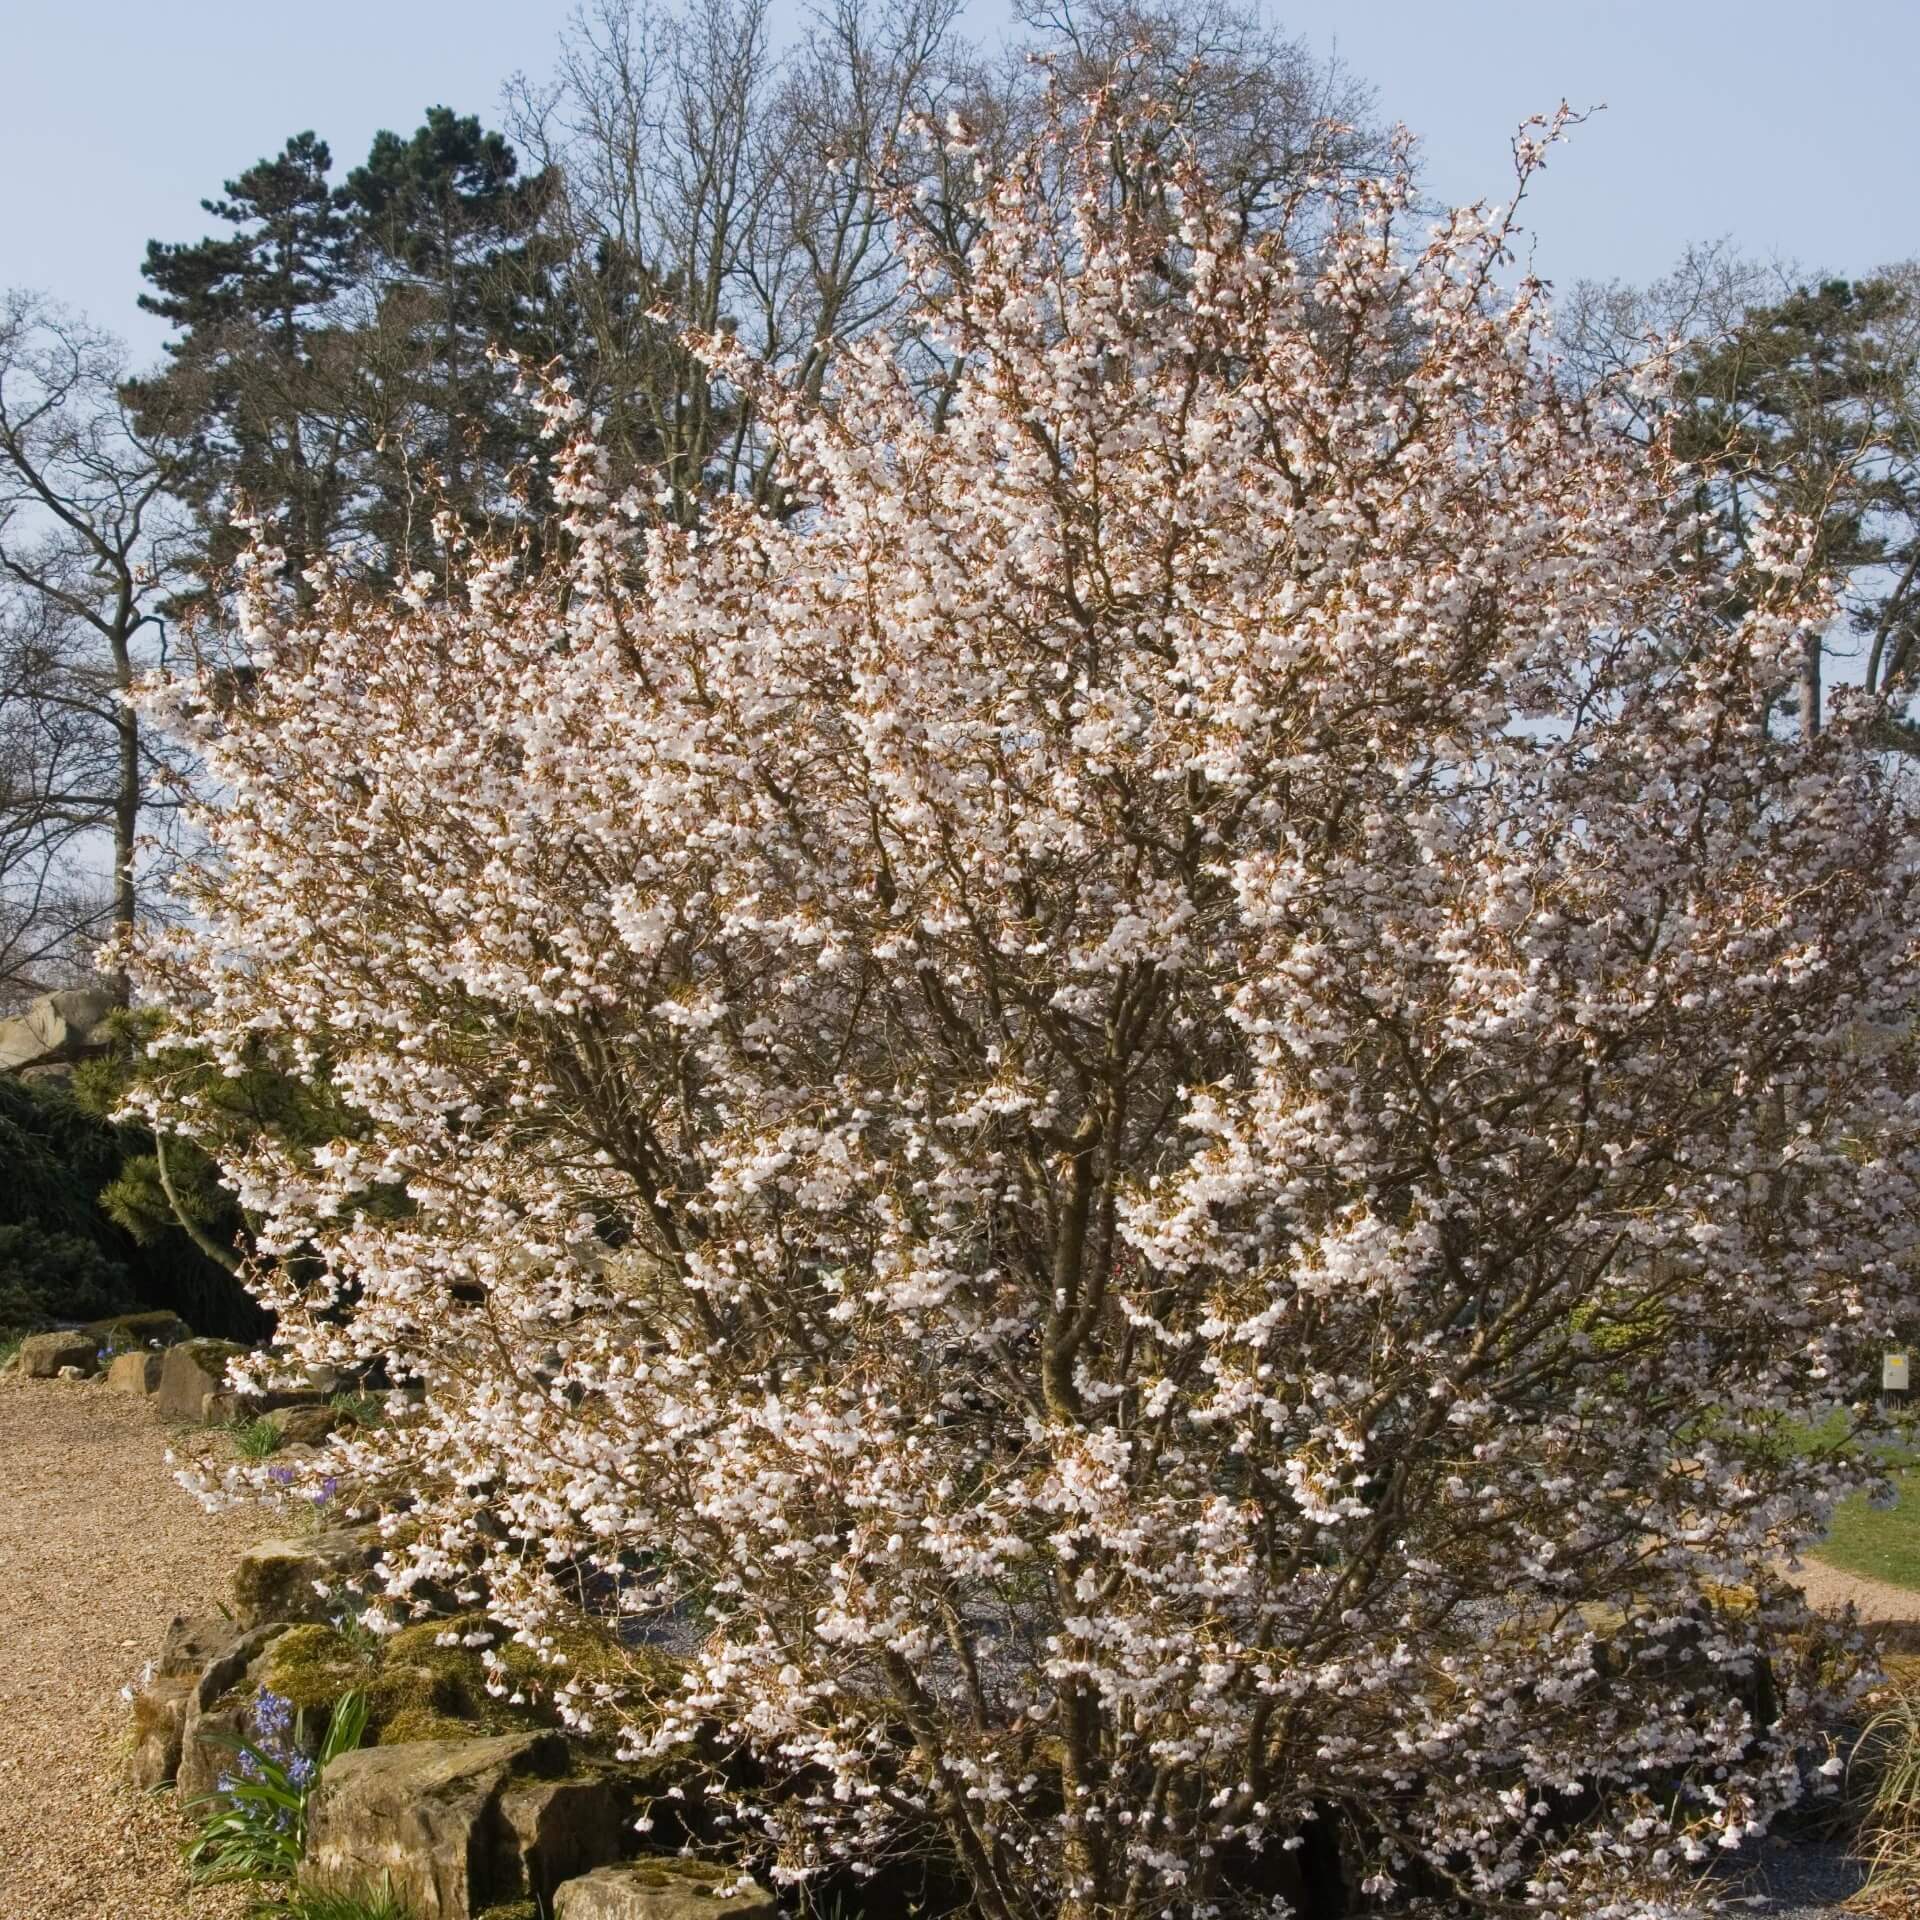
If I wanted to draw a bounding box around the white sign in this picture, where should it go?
[1885,1352,1910,1392]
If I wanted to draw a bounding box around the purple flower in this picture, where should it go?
[251,1687,295,1752]
[268,1466,296,1486]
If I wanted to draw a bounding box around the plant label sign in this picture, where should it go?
[1885,1352,1911,1393]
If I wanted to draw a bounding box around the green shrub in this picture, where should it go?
[0,1221,129,1331]
[0,1066,262,1338]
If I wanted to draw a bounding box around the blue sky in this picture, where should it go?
[4,0,1915,364]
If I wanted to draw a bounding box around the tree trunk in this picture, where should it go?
[109,627,138,1005]
[1800,630,1823,740]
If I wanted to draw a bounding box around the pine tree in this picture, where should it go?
[344,107,559,557]
[125,132,357,591]
[1675,276,1920,737]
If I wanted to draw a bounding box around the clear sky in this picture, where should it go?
[3,0,1915,367]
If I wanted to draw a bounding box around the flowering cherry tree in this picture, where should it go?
[134,102,1920,1919]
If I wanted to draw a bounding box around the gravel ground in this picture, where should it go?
[0,1371,267,1920]
[1791,1555,1920,1630]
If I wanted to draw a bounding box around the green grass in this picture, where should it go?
[1819,1469,1920,1589]
[229,1415,285,1461]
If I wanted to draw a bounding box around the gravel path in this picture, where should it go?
[0,1372,267,1920]
[1792,1554,1920,1629]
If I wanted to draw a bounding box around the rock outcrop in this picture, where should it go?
[0,987,116,1075]
[15,1330,100,1378]
[154,1339,248,1422]
[175,1621,295,1800]
[303,1731,625,1919]
[105,1351,165,1394]
[121,1620,288,1797]
[231,1528,379,1627]
[553,1862,780,1919]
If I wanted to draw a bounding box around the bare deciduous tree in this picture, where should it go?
[507,0,1387,520]
[0,292,188,1006]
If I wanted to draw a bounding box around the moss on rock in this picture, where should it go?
[378,1705,483,1745]
[261,1624,371,1714]
[88,1308,192,1349]
[261,1602,689,1761]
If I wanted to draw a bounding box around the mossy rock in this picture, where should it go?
[554,1859,778,1918]
[260,1624,372,1714]
[231,1528,376,1626]
[268,1606,689,1756]
[495,1618,683,1696]
[261,1618,505,1738]
[155,1337,249,1421]
[87,1308,191,1349]
[621,1861,734,1890]
[379,1705,484,1745]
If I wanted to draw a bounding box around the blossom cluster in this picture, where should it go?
[132,98,1920,1919]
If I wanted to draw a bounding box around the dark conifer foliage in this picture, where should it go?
[127,114,558,590]
[125,132,357,592]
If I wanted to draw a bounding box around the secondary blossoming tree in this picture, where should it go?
[134,102,1920,1919]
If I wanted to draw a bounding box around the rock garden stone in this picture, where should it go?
[303,1730,622,1920]
[0,985,115,1072]
[105,1350,164,1393]
[175,1621,294,1800]
[155,1337,248,1420]
[500,1772,631,1907]
[88,1308,193,1350]
[202,1374,331,1425]
[16,1330,99,1378]
[553,1861,779,1919]
[232,1527,378,1627]
[123,1670,196,1790]
[267,1401,345,1446]
[155,1611,251,1678]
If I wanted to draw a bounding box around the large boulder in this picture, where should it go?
[175,1622,293,1801]
[268,1402,346,1447]
[125,1614,255,1791]
[0,987,115,1074]
[155,1612,254,1680]
[16,1331,90,1377]
[124,1672,197,1790]
[90,1308,193,1351]
[105,1350,164,1394]
[16,1330,101,1378]
[232,1528,378,1627]
[553,1862,779,1919]
[203,1384,329,1427]
[155,1338,248,1422]
[500,1773,631,1906]
[303,1731,625,1919]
